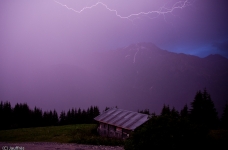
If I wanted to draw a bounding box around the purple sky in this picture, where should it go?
[1,0,228,59]
[1,0,228,112]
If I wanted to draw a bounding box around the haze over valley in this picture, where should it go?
[1,43,228,116]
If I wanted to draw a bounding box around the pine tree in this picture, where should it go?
[66,109,71,124]
[104,107,110,112]
[1,101,12,129]
[221,103,228,129]
[190,89,219,129]
[70,108,75,124]
[21,103,32,127]
[94,106,100,116]
[59,111,66,125]
[138,109,150,115]
[77,108,82,123]
[52,110,59,125]
[81,109,87,123]
[87,106,94,123]
[43,111,49,126]
[171,107,179,118]
[0,102,3,129]
[32,107,43,127]
[13,103,31,128]
[180,104,189,118]
[160,104,171,116]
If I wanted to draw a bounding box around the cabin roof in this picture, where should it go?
[94,108,149,130]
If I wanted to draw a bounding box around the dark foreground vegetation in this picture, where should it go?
[125,88,228,149]
[1,88,228,149]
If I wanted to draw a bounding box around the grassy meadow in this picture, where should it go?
[0,124,124,146]
[0,124,227,147]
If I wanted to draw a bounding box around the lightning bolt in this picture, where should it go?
[133,47,140,63]
[53,0,192,21]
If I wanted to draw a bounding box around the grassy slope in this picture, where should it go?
[0,124,227,146]
[0,124,124,145]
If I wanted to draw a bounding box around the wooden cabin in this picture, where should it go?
[94,108,149,139]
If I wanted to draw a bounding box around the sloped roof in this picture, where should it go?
[94,108,149,130]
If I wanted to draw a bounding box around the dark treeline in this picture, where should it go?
[137,89,228,130]
[125,88,228,149]
[1,88,228,133]
[59,106,100,125]
[0,102,100,130]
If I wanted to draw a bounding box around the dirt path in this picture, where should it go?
[0,142,124,150]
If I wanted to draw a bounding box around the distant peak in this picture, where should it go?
[204,54,227,61]
[124,42,162,51]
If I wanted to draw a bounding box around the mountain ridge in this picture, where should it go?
[1,42,227,116]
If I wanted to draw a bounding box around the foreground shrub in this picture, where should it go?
[124,115,209,150]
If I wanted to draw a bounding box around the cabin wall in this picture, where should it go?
[97,122,131,139]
